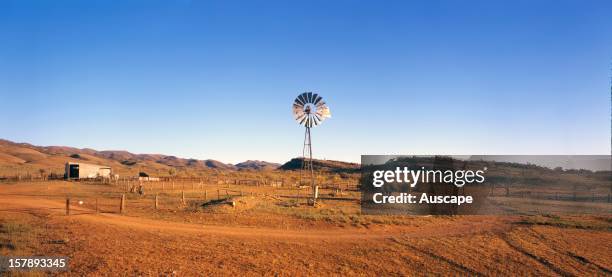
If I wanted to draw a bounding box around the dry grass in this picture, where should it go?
[0,181,610,275]
[0,218,39,255]
[517,214,612,230]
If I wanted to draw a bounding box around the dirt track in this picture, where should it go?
[0,194,512,241]
[0,184,610,276]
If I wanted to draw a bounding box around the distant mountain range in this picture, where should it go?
[468,155,611,172]
[0,139,284,176]
[234,160,282,171]
[0,139,357,176]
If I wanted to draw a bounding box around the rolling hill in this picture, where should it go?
[0,139,277,177]
[279,158,359,173]
[0,139,361,177]
[235,160,281,171]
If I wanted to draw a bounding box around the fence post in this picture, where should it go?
[155,194,159,210]
[181,191,185,205]
[311,186,319,206]
[66,198,70,215]
[204,191,207,201]
[217,189,220,200]
[120,194,125,214]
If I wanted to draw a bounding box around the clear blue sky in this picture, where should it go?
[0,0,610,164]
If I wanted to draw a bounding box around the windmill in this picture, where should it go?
[292,92,331,205]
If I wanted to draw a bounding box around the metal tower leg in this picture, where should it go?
[301,127,316,205]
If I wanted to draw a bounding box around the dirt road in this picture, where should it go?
[0,194,511,241]
[0,184,610,276]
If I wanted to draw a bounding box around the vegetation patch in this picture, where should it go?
[0,218,42,256]
[517,214,612,231]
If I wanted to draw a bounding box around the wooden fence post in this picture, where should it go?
[66,198,70,215]
[217,189,220,200]
[120,194,125,214]
[181,191,185,205]
[155,194,159,210]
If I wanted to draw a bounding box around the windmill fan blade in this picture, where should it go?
[322,108,331,118]
[293,104,303,115]
[317,106,331,118]
[292,92,330,126]
[318,102,329,109]
[316,102,328,110]
[299,115,308,125]
[294,112,303,120]
[297,94,307,105]
[314,113,327,123]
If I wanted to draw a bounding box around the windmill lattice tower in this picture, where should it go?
[292,92,331,204]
